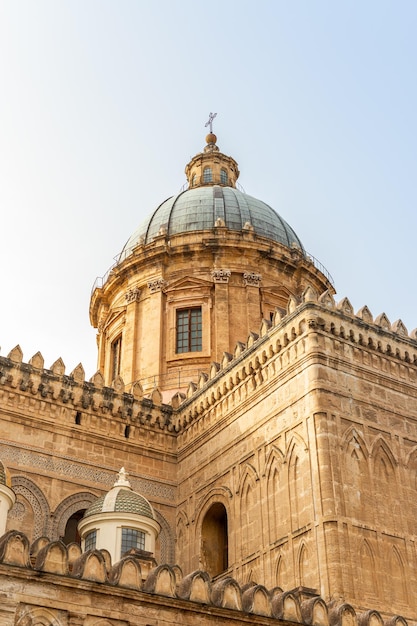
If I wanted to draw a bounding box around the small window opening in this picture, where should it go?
[121,528,145,556]
[191,174,197,187]
[75,411,82,425]
[124,424,130,438]
[203,167,212,183]
[269,311,274,323]
[111,335,122,381]
[176,307,202,353]
[220,169,228,184]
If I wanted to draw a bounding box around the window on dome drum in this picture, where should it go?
[84,530,97,551]
[121,528,145,555]
[220,169,228,184]
[191,174,196,187]
[203,167,212,183]
[111,335,122,381]
[176,308,202,353]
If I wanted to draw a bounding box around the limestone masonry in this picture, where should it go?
[0,130,416,626]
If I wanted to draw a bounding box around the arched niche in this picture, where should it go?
[201,502,228,577]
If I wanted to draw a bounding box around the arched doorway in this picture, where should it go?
[62,509,86,545]
[201,503,228,577]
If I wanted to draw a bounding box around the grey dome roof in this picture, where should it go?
[119,186,304,261]
[84,486,155,520]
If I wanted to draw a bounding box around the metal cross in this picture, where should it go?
[205,112,217,133]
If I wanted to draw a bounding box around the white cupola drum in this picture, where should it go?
[78,468,160,566]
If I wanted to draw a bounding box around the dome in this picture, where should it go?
[119,186,304,262]
[84,468,155,521]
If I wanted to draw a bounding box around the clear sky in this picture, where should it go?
[1,1,416,378]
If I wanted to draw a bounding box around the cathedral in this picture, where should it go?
[0,125,416,626]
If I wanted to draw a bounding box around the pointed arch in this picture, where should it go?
[388,546,407,606]
[276,553,287,588]
[176,514,187,571]
[370,436,397,469]
[404,447,417,534]
[236,462,259,495]
[287,437,311,530]
[371,438,398,531]
[240,470,259,558]
[297,542,315,588]
[341,428,371,523]
[284,432,308,465]
[341,425,370,458]
[358,539,377,598]
[265,447,288,543]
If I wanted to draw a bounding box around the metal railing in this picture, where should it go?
[133,369,203,393]
[92,248,333,294]
[305,253,334,287]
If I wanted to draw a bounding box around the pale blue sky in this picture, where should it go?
[1,1,416,376]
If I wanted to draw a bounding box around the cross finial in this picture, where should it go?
[205,112,217,134]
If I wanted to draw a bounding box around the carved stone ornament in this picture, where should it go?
[148,278,165,293]
[125,286,141,303]
[211,269,231,283]
[243,272,262,287]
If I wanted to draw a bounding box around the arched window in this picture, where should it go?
[201,503,228,576]
[220,169,228,184]
[203,167,212,183]
[191,174,197,187]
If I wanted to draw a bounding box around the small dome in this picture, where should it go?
[119,186,304,261]
[84,468,155,520]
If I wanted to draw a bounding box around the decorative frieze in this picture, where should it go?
[125,286,141,303]
[0,442,176,501]
[148,278,165,293]
[211,269,231,283]
[243,272,262,287]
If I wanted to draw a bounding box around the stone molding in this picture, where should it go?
[148,278,165,293]
[125,286,141,303]
[1,443,175,502]
[243,272,262,287]
[211,269,231,283]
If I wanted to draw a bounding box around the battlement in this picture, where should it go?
[173,288,417,435]
[0,347,174,446]
[0,529,409,626]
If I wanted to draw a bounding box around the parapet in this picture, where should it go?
[0,530,409,626]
